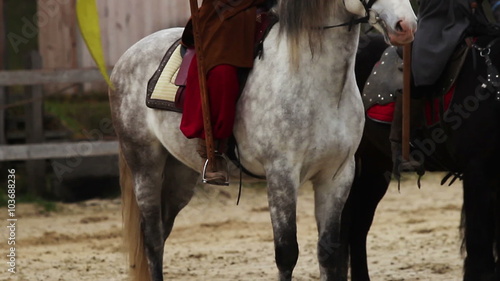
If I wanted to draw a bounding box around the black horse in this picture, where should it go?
[343,33,500,281]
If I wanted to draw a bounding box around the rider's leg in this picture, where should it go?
[181,58,238,185]
[180,58,239,141]
[201,65,238,184]
[180,58,240,185]
[206,64,239,141]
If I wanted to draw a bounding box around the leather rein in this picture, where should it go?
[323,0,378,30]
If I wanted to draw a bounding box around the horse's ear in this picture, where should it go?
[76,0,113,89]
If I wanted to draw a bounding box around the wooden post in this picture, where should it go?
[0,0,4,70]
[402,44,412,161]
[37,0,79,94]
[0,87,5,145]
[0,0,4,69]
[0,0,6,145]
[25,51,46,195]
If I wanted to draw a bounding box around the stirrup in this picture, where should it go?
[202,153,229,186]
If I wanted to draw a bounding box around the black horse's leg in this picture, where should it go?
[495,186,500,281]
[347,154,391,281]
[341,118,392,281]
[462,161,496,281]
[266,170,299,281]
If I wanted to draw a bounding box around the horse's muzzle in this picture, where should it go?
[388,20,416,46]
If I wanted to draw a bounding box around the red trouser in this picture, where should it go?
[180,55,239,139]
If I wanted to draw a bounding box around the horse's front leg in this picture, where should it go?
[348,151,392,281]
[313,158,355,281]
[266,170,300,281]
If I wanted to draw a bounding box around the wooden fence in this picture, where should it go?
[0,1,195,193]
[0,58,118,193]
[38,0,191,71]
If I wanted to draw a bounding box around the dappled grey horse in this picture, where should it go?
[109,0,416,280]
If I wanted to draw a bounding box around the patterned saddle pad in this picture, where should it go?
[146,39,190,112]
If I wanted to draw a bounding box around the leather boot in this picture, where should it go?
[197,138,229,185]
[390,95,425,179]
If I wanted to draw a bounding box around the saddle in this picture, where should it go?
[363,41,470,126]
[146,11,278,112]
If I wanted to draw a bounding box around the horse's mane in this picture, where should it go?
[277,0,337,65]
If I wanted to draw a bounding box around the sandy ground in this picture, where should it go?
[1,172,465,281]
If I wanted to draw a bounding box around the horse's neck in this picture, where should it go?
[290,27,360,85]
[298,7,360,73]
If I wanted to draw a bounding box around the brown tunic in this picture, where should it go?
[182,0,267,73]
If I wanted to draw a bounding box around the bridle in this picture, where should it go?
[322,0,378,30]
[471,37,500,101]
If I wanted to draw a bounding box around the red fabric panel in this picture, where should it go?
[367,102,396,123]
[425,85,455,126]
[180,55,239,139]
[366,85,455,125]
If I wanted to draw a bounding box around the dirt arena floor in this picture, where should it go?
[1,172,465,281]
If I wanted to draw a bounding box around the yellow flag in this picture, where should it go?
[76,0,113,88]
